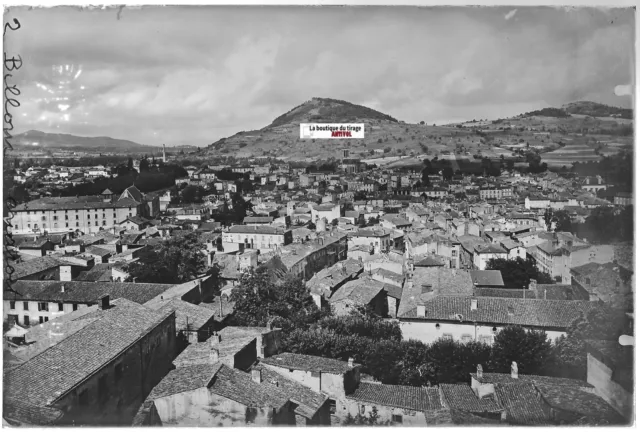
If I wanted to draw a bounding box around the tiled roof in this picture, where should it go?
[4,299,172,408]
[14,196,140,211]
[494,382,550,425]
[261,352,358,374]
[476,288,536,299]
[397,268,474,317]
[472,372,592,389]
[210,364,289,409]
[8,256,63,280]
[75,263,122,282]
[84,245,112,257]
[347,382,443,412]
[399,296,602,329]
[3,397,64,426]
[383,283,404,300]
[440,384,502,413]
[243,216,273,223]
[251,363,327,419]
[329,278,385,305]
[414,255,446,267]
[146,298,215,330]
[147,363,221,400]
[4,280,175,304]
[470,270,505,287]
[536,284,589,301]
[199,296,235,321]
[535,383,624,424]
[227,225,290,235]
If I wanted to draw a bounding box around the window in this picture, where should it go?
[78,389,89,406]
[76,222,79,227]
[38,302,49,312]
[480,335,492,345]
[58,302,64,312]
[115,363,123,382]
[360,405,366,415]
[23,315,30,326]
[585,277,591,285]
[53,216,58,221]
[76,215,79,220]
[392,414,403,424]
[42,216,46,221]
[442,333,453,341]
[39,316,49,324]
[73,303,78,311]
[9,301,15,310]
[23,301,28,311]
[7,314,18,325]
[461,334,473,343]
[328,399,337,414]
[65,215,68,220]
[66,223,69,228]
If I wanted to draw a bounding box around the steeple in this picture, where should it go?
[162,144,166,163]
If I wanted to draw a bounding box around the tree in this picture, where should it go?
[553,210,572,232]
[127,157,133,171]
[485,256,552,288]
[181,185,205,203]
[549,307,627,379]
[229,268,327,334]
[491,325,552,375]
[123,233,207,284]
[139,157,150,173]
[442,166,454,181]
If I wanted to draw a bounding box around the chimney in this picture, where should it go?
[252,368,262,384]
[471,298,478,310]
[511,361,518,379]
[61,284,65,293]
[416,304,426,317]
[210,348,219,363]
[99,294,110,310]
[529,278,537,292]
[210,332,221,344]
[477,364,483,379]
[348,357,354,368]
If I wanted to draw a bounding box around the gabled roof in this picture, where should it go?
[329,278,385,305]
[4,280,176,304]
[470,270,505,287]
[4,299,172,409]
[251,363,327,419]
[147,363,222,400]
[399,296,603,329]
[261,352,358,374]
[347,382,444,412]
[494,382,550,425]
[146,298,216,330]
[8,256,63,280]
[440,383,503,413]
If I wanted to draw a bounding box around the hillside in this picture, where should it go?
[12,130,158,153]
[201,98,632,164]
[562,101,632,119]
[267,97,398,128]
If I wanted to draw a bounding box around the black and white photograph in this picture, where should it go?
[2,2,635,427]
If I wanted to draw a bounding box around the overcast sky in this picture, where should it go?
[5,6,635,147]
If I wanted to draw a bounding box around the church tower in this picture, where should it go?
[162,144,166,163]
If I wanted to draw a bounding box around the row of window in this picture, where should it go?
[25,207,132,215]
[9,301,79,312]
[7,314,52,326]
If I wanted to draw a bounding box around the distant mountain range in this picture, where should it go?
[12,130,161,153]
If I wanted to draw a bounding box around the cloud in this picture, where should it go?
[4,6,634,146]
